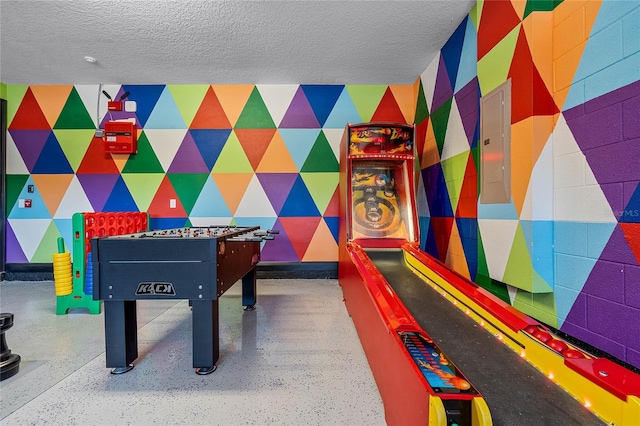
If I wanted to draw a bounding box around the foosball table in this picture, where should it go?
[90,226,277,375]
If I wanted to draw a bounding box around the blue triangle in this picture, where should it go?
[122,85,165,127]
[323,87,362,129]
[429,167,453,217]
[456,217,478,281]
[324,216,339,243]
[441,17,467,94]
[190,176,232,217]
[279,175,321,217]
[144,87,187,129]
[279,129,320,170]
[7,177,52,219]
[621,182,640,223]
[419,216,431,252]
[301,85,345,127]
[455,17,478,93]
[102,176,139,212]
[423,219,439,258]
[150,218,189,230]
[31,132,73,174]
[190,129,231,171]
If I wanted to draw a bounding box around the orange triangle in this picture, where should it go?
[190,86,232,129]
[280,217,321,260]
[31,174,74,216]
[211,85,255,127]
[77,136,120,174]
[444,220,471,279]
[522,13,553,97]
[9,87,51,130]
[147,175,188,218]
[235,128,277,170]
[255,131,298,173]
[389,84,416,124]
[421,118,440,169]
[211,173,253,214]
[303,218,338,261]
[30,86,74,129]
[510,0,527,20]
[371,87,406,123]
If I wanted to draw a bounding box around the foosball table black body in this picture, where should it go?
[91,226,269,375]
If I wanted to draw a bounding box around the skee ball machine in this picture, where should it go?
[338,123,491,425]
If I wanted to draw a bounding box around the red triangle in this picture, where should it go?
[76,136,120,174]
[371,87,406,123]
[190,86,232,129]
[235,129,277,170]
[430,217,454,261]
[8,88,51,130]
[455,156,478,218]
[147,175,188,218]
[620,223,640,265]
[477,0,522,60]
[279,217,321,260]
[324,186,340,216]
[508,27,559,123]
[415,119,429,165]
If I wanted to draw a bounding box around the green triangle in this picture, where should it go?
[300,131,339,172]
[415,80,430,124]
[477,25,520,95]
[431,98,452,156]
[523,0,563,19]
[300,172,339,214]
[345,85,387,122]
[31,221,63,262]
[514,289,558,327]
[211,132,253,173]
[54,87,95,129]
[6,175,29,215]
[122,132,165,173]
[6,85,29,125]
[167,173,209,215]
[185,218,194,227]
[502,222,554,293]
[234,87,276,129]
[53,129,94,172]
[167,85,210,126]
[121,173,165,211]
[441,152,469,213]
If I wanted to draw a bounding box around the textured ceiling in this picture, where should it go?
[0,0,475,85]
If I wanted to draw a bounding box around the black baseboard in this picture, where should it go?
[2,262,338,281]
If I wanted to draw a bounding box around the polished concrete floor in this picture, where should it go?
[0,279,385,426]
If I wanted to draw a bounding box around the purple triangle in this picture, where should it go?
[279,87,321,128]
[431,55,454,113]
[454,78,480,147]
[9,130,51,172]
[6,222,28,263]
[259,220,300,261]
[256,173,298,215]
[77,173,120,211]
[167,133,209,173]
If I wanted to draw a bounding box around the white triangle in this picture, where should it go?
[478,219,518,281]
[420,53,440,114]
[256,84,299,127]
[521,134,554,221]
[9,218,52,261]
[234,175,277,218]
[553,115,616,223]
[321,128,344,162]
[144,129,187,172]
[97,84,123,123]
[506,284,518,305]
[440,98,469,161]
[6,132,29,174]
[54,175,94,219]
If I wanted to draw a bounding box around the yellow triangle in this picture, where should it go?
[255,130,298,173]
[211,85,255,127]
[302,219,338,261]
[30,85,74,128]
[389,84,416,124]
[211,173,254,215]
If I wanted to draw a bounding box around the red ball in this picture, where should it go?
[525,325,539,334]
[563,349,586,359]
[533,330,552,343]
[547,339,569,353]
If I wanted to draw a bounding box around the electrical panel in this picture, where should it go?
[104,121,137,154]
